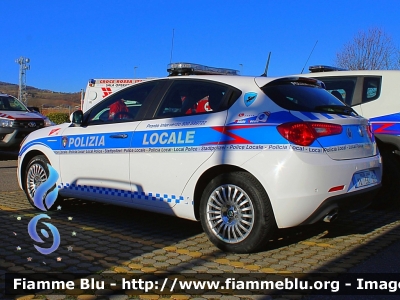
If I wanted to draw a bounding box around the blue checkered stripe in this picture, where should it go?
[58,183,185,204]
[137,192,184,203]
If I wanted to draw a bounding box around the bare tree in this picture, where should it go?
[335,27,400,70]
[397,50,400,69]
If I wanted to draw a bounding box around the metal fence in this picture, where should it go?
[40,106,80,115]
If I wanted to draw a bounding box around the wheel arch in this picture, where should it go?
[20,150,49,190]
[373,134,400,205]
[193,164,265,221]
[375,134,400,152]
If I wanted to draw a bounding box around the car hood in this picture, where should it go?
[0,111,45,120]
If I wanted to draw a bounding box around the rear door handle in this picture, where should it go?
[110,134,128,139]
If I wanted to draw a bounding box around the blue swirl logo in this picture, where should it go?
[28,214,60,255]
[27,164,61,255]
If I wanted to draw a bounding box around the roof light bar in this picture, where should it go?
[309,65,347,73]
[167,62,239,76]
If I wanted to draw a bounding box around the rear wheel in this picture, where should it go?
[199,172,276,253]
[24,155,59,210]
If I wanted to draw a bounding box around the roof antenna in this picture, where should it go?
[169,29,175,64]
[261,52,271,77]
[301,40,318,74]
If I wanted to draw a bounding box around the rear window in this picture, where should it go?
[261,81,356,116]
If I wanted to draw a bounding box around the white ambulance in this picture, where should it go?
[82,78,149,112]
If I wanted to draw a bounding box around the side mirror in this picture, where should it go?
[28,106,40,113]
[70,110,83,126]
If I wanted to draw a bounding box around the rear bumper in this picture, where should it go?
[242,149,382,228]
[299,183,381,225]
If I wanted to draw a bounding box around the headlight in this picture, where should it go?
[0,119,14,127]
[44,117,56,127]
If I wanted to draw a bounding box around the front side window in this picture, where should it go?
[85,81,159,125]
[154,80,230,118]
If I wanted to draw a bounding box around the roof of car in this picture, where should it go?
[138,75,325,91]
[299,70,400,77]
[162,74,294,86]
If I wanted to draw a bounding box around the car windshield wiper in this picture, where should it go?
[315,105,357,116]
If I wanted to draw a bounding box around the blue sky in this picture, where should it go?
[1,0,400,93]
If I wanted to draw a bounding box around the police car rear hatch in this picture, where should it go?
[256,76,377,160]
[291,112,376,160]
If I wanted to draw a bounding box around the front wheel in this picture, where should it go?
[199,172,276,253]
[24,155,59,210]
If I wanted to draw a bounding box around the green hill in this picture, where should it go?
[0,81,81,112]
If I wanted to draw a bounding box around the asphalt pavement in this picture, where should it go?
[2,157,400,299]
[0,159,20,192]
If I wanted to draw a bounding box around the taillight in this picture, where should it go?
[328,185,345,192]
[277,122,342,146]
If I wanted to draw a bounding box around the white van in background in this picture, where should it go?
[82,78,149,112]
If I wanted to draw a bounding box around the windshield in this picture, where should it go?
[261,81,357,116]
[0,95,28,111]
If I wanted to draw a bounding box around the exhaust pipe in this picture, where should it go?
[323,209,338,223]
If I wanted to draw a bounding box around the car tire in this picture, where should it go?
[373,148,400,207]
[24,155,59,210]
[199,171,276,253]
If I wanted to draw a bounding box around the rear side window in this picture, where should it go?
[363,77,381,103]
[155,80,238,118]
[261,82,353,115]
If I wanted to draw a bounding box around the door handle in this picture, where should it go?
[110,134,128,139]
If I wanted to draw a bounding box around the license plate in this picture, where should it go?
[353,170,378,188]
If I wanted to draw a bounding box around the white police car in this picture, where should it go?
[18,63,382,253]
